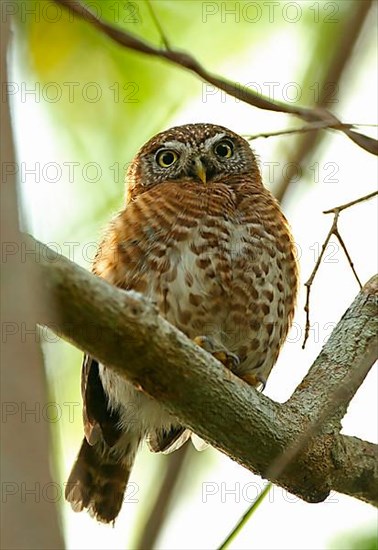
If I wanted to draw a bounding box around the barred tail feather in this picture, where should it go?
[65,438,134,523]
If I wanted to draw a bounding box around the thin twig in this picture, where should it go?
[145,0,171,50]
[334,230,362,289]
[246,121,377,140]
[302,191,377,348]
[54,0,377,156]
[323,190,378,214]
[246,120,353,141]
[218,483,272,550]
[303,225,336,349]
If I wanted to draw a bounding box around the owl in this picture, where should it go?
[65,123,298,522]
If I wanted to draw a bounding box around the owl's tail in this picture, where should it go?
[65,438,134,523]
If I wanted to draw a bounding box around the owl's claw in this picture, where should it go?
[241,372,267,391]
[256,374,267,392]
[193,336,240,371]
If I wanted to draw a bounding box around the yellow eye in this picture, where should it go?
[156,149,179,168]
[214,140,234,158]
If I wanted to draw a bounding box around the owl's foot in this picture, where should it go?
[193,336,240,371]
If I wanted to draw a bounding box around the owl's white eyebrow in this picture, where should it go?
[203,133,227,148]
[159,141,188,150]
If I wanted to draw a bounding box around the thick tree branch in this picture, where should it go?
[293,274,377,421]
[54,0,377,156]
[19,236,378,507]
[331,435,378,504]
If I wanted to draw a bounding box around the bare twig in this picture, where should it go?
[323,190,378,214]
[334,229,362,289]
[246,120,364,141]
[145,0,171,50]
[302,191,377,348]
[54,0,377,157]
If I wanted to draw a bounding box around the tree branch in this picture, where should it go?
[274,0,375,199]
[21,235,378,507]
[303,191,377,347]
[53,0,377,157]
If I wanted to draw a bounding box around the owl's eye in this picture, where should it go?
[214,140,234,159]
[156,149,179,168]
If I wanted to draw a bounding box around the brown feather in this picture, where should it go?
[65,438,132,523]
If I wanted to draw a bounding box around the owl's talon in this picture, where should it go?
[193,336,240,371]
[241,372,267,390]
[256,375,267,392]
[213,351,240,371]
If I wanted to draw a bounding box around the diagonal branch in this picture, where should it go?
[53,0,377,157]
[21,235,378,507]
[274,0,375,200]
[134,445,192,550]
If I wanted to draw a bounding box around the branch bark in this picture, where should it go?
[21,236,378,507]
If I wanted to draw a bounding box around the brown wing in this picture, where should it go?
[79,230,127,448]
[81,354,122,447]
[85,191,189,447]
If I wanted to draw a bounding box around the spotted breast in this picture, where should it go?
[65,123,298,523]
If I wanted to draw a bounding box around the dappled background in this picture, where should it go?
[6,0,377,548]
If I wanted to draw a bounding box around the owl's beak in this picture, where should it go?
[192,157,207,184]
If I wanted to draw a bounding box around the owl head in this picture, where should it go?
[125,123,261,201]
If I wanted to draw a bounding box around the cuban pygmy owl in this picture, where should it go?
[65,123,298,522]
